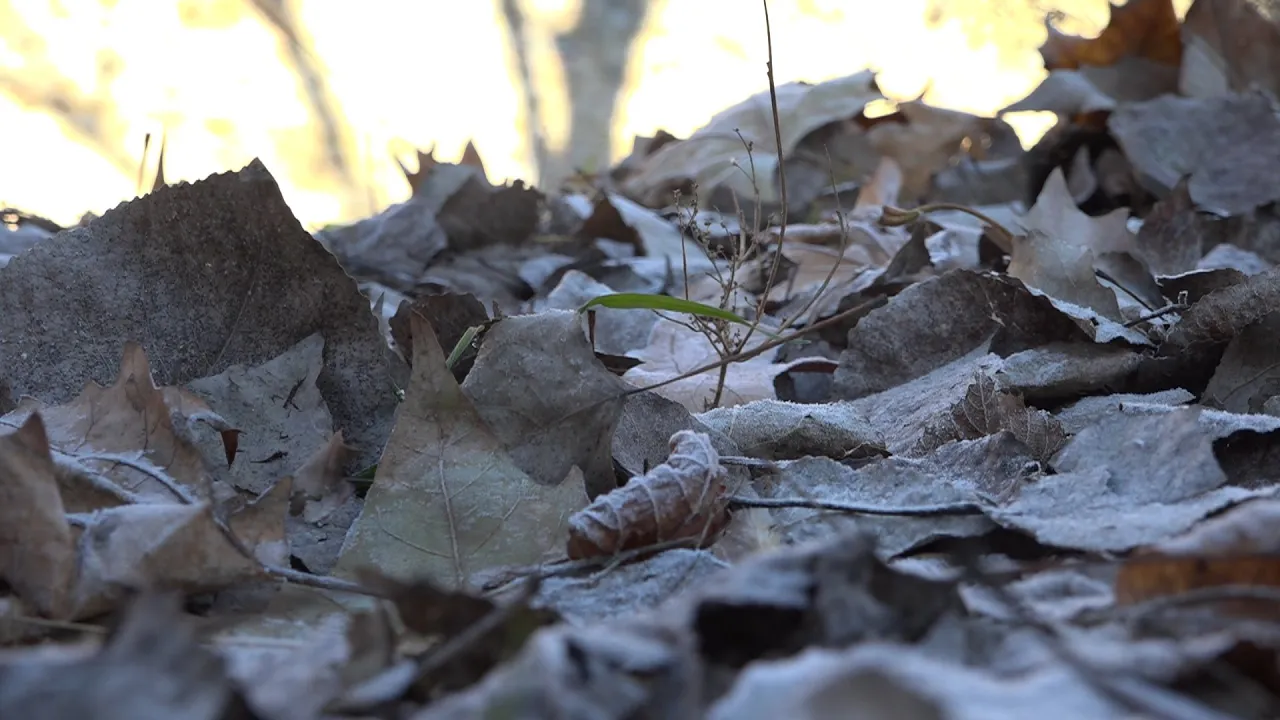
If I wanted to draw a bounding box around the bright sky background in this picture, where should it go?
[0,0,1191,230]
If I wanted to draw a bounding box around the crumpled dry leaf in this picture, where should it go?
[3,342,233,505]
[1108,91,1280,216]
[624,317,831,413]
[623,71,883,206]
[462,309,630,497]
[334,312,588,591]
[1159,262,1280,357]
[913,371,1067,464]
[696,399,884,461]
[566,430,730,560]
[0,159,401,472]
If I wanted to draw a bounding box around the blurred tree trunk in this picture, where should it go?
[499,0,652,191]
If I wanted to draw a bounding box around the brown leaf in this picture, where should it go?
[1161,263,1280,355]
[462,310,630,497]
[288,431,353,523]
[3,343,232,505]
[1009,168,1126,322]
[75,501,266,618]
[1181,0,1280,99]
[1115,499,1280,618]
[864,103,1004,202]
[0,160,400,473]
[918,372,1067,463]
[566,430,730,560]
[1039,0,1182,70]
[334,312,588,591]
[0,413,75,618]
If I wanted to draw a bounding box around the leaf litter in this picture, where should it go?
[9,1,1280,717]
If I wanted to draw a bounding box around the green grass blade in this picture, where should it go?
[579,293,752,327]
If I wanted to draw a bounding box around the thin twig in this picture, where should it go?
[728,496,983,517]
[97,450,387,600]
[1122,302,1187,328]
[882,201,1015,254]
[752,0,789,333]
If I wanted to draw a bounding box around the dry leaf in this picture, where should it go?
[915,371,1067,464]
[461,309,630,497]
[567,431,730,560]
[1039,0,1182,70]
[1010,168,1126,322]
[1108,91,1280,216]
[334,312,587,591]
[1115,499,1280,617]
[0,593,236,720]
[1181,0,1280,99]
[2,342,233,504]
[74,501,266,618]
[289,431,353,523]
[623,71,883,206]
[0,413,75,618]
[865,103,1003,201]
[624,317,831,413]
[0,160,400,473]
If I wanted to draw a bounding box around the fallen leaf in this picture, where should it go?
[462,309,630,497]
[1115,499,1280,613]
[334,312,587,591]
[185,333,331,499]
[0,413,75,618]
[567,430,730,560]
[73,501,267,617]
[914,371,1067,464]
[623,71,883,206]
[0,160,400,472]
[1038,0,1182,70]
[289,431,353,523]
[624,316,829,412]
[0,593,237,720]
[1010,168,1127,322]
[1181,0,1280,99]
[1108,91,1280,216]
[2,342,232,504]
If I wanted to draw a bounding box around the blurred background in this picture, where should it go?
[0,0,1193,230]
